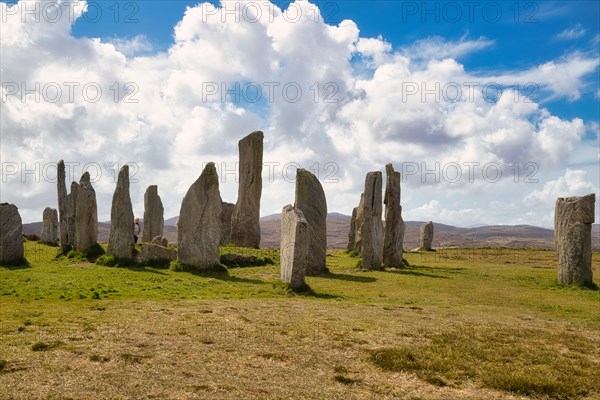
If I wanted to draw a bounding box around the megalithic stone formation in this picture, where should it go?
[178,162,223,269]
[554,193,595,285]
[74,172,98,253]
[294,169,328,275]
[230,131,263,248]
[66,181,79,248]
[419,221,434,251]
[108,165,135,260]
[0,203,24,264]
[40,207,59,245]
[57,160,69,251]
[359,171,384,270]
[142,185,164,243]
[383,163,406,268]
[280,204,309,290]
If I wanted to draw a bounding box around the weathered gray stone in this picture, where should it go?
[419,221,434,251]
[142,185,164,243]
[280,204,308,289]
[220,202,235,246]
[136,243,176,264]
[65,181,79,247]
[347,207,358,251]
[57,160,69,251]
[353,194,365,253]
[74,172,98,253]
[108,166,135,260]
[40,207,59,245]
[294,169,328,275]
[555,194,595,285]
[178,162,223,269]
[151,236,169,247]
[0,203,24,263]
[383,164,405,268]
[359,172,384,270]
[231,131,263,248]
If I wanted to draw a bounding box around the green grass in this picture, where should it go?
[0,241,598,399]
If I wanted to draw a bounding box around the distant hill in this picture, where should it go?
[22,215,600,250]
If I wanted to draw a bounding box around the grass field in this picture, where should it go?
[1,240,599,400]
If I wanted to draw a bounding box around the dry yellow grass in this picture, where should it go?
[0,243,598,399]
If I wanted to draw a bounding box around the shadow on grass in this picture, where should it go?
[320,272,377,283]
[386,267,450,279]
[0,258,31,270]
[181,266,267,285]
[274,281,342,299]
[120,265,170,276]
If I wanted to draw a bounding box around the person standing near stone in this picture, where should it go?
[0,203,25,264]
[40,207,59,245]
[294,169,328,275]
[383,164,406,268]
[230,131,263,248]
[554,193,595,285]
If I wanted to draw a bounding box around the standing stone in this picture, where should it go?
[0,203,24,264]
[230,131,263,248]
[74,172,98,253]
[220,202,235,246]
[359,172,384,270]
[555,194,595,285]
[294,169,328,274]
[65,181,79,247]
[383,164,406,268]
[280,205,309,290]
[57,160,69,251]
[178,162,223,269]
[141,185,164,243]
[347,206,358,251]
[419,221,434,251]
[353,194,365,253]
[108,166,135,260]
[40,207,59,245]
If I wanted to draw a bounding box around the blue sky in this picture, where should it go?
[1,0,599,227]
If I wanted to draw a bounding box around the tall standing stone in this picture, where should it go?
[108,166,135,260]
[280,205,309,290]
[230,131,263,248]
[57,160,69,251]
[65,181,79,247]
[294,169,328,274]
[359,172,384,270]
[383,164,406,268]
[141,185,164,243]
[220,202,235,246]
[74,172,98,253]
[40,207,59,245]
[178,163,223,269]
[347,206,358,251]
[0,203,24,264]
[419,221,434,251]
[555,194,595,285]
[353,194,365,252]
